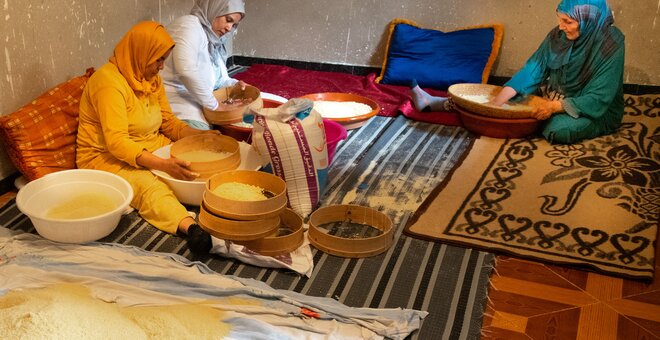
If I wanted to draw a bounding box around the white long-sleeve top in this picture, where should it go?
[161,15,238,124]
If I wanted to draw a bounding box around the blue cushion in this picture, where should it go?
[377,21,503,90]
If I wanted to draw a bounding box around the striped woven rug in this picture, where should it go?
[0,115,494,340]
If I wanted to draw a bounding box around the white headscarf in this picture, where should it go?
[190,0,245,65]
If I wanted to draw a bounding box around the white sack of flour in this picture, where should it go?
[251,98,329,218]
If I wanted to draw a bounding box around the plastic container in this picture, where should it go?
[15,169,134,243]
[322,118,347,165]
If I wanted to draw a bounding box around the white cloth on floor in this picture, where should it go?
[210,233,314,277]
[0,228,426,339]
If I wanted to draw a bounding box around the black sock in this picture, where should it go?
[187,224,212,253]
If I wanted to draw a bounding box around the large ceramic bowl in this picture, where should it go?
[16,169,134,243]
[299,92,380,130]
[448,83,543,119]
[456,106,541,139]
[151,141,261,206]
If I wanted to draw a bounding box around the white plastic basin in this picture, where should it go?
[16,169,134,243]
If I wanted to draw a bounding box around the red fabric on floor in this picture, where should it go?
[234,64,460,126]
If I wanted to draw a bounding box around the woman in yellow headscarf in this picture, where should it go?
[77,21,214,253]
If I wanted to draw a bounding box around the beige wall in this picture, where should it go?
[0,0,193,180]
[1,0,658,181]
[235,0,659,85]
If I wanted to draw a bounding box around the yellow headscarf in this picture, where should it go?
[109,21,175,95]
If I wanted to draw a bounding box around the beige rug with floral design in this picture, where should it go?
[405,94,659,280]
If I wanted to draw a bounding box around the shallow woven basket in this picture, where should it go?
[448,83,542,119]
[203,84,264,125]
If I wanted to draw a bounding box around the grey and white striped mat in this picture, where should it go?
[0,115,494,340]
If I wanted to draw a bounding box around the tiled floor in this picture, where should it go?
[482,248,660,339]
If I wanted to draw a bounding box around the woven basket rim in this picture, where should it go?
[448,83,538,119]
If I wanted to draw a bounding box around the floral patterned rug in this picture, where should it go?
[405,94,659,280]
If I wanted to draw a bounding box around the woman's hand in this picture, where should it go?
[488,86,517,107]
[531,99,563,120]
[236,80,248,90]
[136,150,199,181]
[161,157,199,181]
[216,80,252,109]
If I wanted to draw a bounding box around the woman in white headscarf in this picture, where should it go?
[162,0,247,130]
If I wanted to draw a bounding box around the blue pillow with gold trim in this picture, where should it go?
[376,19,503,90]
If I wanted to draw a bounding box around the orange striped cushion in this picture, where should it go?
[0,68,94,181]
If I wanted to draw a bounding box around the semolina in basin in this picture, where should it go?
[170,134,240,178]
[448,83,544,119]
[15,169,134,244]
[299,92,380,130]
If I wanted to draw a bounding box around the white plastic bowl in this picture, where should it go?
[151,141,263,206]
[16,169,134,244]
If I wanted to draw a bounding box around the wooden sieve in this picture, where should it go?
[170,134,240,178]
[308,205,394,258]
[198,201,280,241]
[204,170,287,221]
[234,208,304,256]
[203,84,263,125]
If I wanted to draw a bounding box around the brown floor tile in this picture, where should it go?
[484,252,660,339]
[625,290,660,307]
[491,275,598,307]
[525,307,581,340]
[607,297,660,323]
[487,290,577,318]
[544,263,591,291]
[575,302,620,340]
[494,257,585,291]
[481,326,533,340]
[622,243,660,298]
[617,315,660,340]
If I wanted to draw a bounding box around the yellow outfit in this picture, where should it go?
[77,22,188,234]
